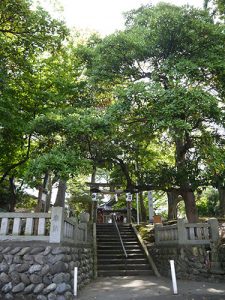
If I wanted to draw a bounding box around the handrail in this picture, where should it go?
[112,214,128,258]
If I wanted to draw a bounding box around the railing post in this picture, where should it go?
[49,207,64,243]
[25,218,34,235]
[208,218,219,242]
[177,219,187,245]
[0,218,9,235]
[12,218,22,235]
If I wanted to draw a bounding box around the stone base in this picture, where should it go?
[148,244,225,282]
[0,242,93,299]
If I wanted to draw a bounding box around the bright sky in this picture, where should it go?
[39,0,204,36]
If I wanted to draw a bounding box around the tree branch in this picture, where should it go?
[0,134,32,184]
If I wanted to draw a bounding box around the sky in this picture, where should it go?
[39,0,204,36]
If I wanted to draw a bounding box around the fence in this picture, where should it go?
[0,207,88,244]
[155,218,219,246]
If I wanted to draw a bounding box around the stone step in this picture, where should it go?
[97,237,138,243]
[98,244,140,249]
[98,264,151,271]
[97,231,133,234]
[98,258,148,264]
[97,232,134,236]
[97,250,143,256]
[97,234,135,239]
[96,224,152,277]
[97,240,139,244]
[96,224,130,227]
[97,240,139,245]
[97,269,153,276]
[98,253,146,259]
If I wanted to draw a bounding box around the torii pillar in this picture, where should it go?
[91,193,98,223]
[126,193,132,223]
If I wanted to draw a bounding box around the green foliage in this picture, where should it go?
[1,0,225,220]
[197,188,220,216]
[136,224,155,243]
[0,0,68,184]
[87,2,225,194]
[16,194,37,211]
[67,176,92,215]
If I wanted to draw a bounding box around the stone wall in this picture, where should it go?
[218,244,225,271]
[0,242,93,300]
[148,244,225,282]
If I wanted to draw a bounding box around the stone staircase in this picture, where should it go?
[96,223,153,276]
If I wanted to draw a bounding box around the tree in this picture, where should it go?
[0,0,67,210]
[204,0,225,18]
[85,3,225,222]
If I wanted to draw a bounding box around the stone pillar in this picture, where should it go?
[208,218,219,242]
[49,207,64,243]
[127,201,132,224]
[177,219,187,245]
[154,223,163,245]
[126,193,132,224]
[208,219,221,271]
[93,222,97,278]
[148,191,154,223]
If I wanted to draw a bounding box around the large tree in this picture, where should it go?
[84,3,225,222]
[0,0,67,210]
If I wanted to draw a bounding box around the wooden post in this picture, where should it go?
[49,207,64,243]
[92,201,97,223]
[91,193,98,223]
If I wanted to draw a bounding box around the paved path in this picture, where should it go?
[76,276,225,300]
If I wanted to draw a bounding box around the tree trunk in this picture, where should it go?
[175,135,198,223]
[181,190,199,223]
[118,159,134,191]
[167,190,180,221]
[45,174,52,212]
[54,179,67,208]
[8,177,17,212]
[35,173,49,212]
[218,188,225,217]
[35,186,44,212]
[139,192,147,222]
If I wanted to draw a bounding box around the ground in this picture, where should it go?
[77,276,225,300]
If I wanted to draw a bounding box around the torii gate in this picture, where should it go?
[86,182,154,224]
[86,182,134,223]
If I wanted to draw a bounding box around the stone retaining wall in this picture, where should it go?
[148,244,225,282]
[218,244,225,270]
[0,242,93,300]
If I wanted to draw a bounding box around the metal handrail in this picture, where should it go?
[112,214,128,258]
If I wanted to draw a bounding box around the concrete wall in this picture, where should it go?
[0,242,93,300]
